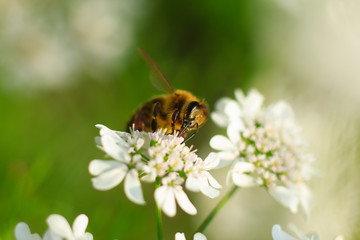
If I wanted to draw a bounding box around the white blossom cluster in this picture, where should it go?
[210,89,316,216]
[15,214,92,240]
[89,124,221,217]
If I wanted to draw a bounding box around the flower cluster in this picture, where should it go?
[210,89,316,216]
[15,214,92,240]
[89,124,221,217]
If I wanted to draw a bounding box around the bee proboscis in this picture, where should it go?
[126,48,209,142]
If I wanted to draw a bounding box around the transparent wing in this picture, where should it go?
[138,48,175,94]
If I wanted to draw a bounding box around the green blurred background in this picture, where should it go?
[1,0,360,239]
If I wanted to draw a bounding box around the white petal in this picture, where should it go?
[32,234,42,240]
[124,169,145,205]
[267,101,294,123]
[199,182,219,198]
[287,224,309,240]
[227,124,241,145]
[232,173,257,187]
[174,188,197,215]
[297,183,312,218]
[216,152,238,167]
[72,214,88,238]
[233,161,255,173]
[141,171,156,183]
[135,138,145,150]
[101,135,130,162]
[244,89,264,118]
[46,214,73,239]
[155,186,176,217]
[194,232,207,240]
[211,112,229,128]
[96,124,119,138]
[43,230,61,240]
[185,176,200,192]
[269,186,299,213]
[88,160,123,176]
[15,222,32,240]
[224,100,242,118]
[228,120,245,133]
[234,88,245,103]
[272,225,295,240]
[91,164,127,190]
[214,97,232,111]
[203,153,220,170]
[209,135,234,152]
[83,232,93,240]
[204,172,222,189]
[175,233,186,240]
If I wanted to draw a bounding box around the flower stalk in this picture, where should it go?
[156,180,163,240]
[196,185,239,233]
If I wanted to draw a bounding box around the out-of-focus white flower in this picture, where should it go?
[175,232,207,240]
[89,125,221,216]
[89,124,145,205]
[70,0,138,69]
[272,224,297,240]
[46,214,93,240]
[210,89,316,217]
[155,172,197,217]
[15,222,42,240]
[0,2,79,92]
[272,224,343,240]
[15,214,93,240]
[211,88,264,130]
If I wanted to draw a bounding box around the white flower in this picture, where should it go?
[272,225,297,240]
[89,124,145,205]
[90,125,221,216]
[155,173,197,217]
[269,183,312,216]
[210,89,316,217]
[211,88,264,130]
[15,214,93,240]
[210,125,245,167]
[185,152,222,198]
[272,224,343,240]
[15,222,42,240]
[175,232,207,240]
[14,222,57,240]
[46,214,93,240]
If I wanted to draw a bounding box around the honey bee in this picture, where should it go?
[126,48,208,142]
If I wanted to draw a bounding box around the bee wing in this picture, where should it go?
[138,48,175,94]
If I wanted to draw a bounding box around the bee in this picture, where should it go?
[126,48,208,142]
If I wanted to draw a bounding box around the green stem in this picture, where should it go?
[140,153,150,162]
[196,185,239,233]
[155,179,163,240]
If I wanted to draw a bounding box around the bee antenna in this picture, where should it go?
[182,123,199,144]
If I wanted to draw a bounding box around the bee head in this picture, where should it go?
[182,100,208,131]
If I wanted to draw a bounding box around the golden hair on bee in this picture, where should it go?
[126,49,208,142]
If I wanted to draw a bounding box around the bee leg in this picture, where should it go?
[152,102,161,132]
[182,123,199,143]
[171,109,180,134]
[179,121,190,137]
